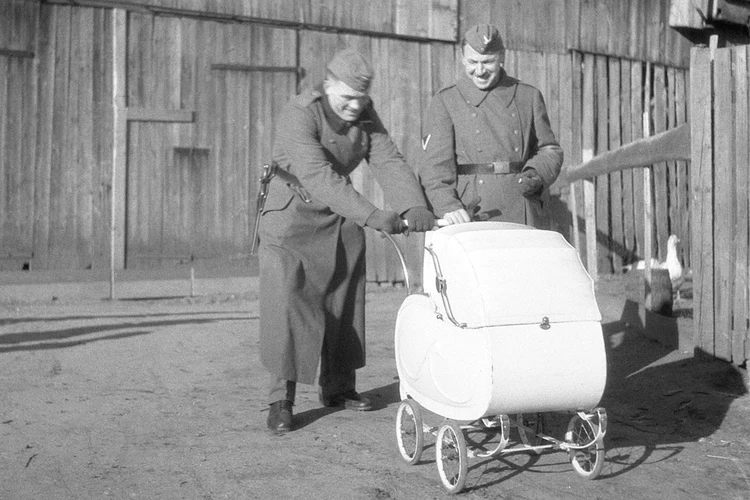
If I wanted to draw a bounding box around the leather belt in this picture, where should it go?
[457,161,525,175]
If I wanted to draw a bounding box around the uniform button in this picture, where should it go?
[514,130,519,134]
[472,113,477,118]
[514,147,519,152]
[511,113,516,117]
[478,179,485,185]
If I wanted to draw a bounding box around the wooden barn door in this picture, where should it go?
[125,13,296,270]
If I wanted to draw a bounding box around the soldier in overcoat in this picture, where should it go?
[418,24,564,228]
[258,48,434,434]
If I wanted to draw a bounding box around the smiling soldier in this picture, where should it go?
[257,48,434,435]
[417,24,564,228]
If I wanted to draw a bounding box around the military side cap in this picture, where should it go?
[327,48,374,92]
[463,24,504,54]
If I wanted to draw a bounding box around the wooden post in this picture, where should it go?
[111,8,127,299]
[691,43,716,357]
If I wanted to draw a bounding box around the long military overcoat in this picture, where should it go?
[258,86,427,384]
[418,71,563,228]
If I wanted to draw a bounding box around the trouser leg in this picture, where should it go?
[318,368,356,400]
[268,375,296,405]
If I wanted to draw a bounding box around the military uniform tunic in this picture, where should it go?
[418,71,563,228]
[258,86,427,385]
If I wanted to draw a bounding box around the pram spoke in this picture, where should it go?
[396,399,424,465]
[436,420,468,494]
[565,409,606,479]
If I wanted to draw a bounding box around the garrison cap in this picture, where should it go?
[462,24,504,54]
[327,48,374,93]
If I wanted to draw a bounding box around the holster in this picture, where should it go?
[250,163,312,255]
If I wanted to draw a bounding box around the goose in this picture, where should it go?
[623,235,684,300]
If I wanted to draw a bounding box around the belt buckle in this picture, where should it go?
[491,161,509,174]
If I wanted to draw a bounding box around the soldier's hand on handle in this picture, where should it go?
[518,168,543,198]
[401,206,435,233]
[366,209,405,234]
[442,208,472,225]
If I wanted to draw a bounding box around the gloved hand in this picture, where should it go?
[365,209,405,234]
[402,206,435,233]
[518,168,543,198]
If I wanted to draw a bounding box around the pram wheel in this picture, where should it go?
[566,411,605,479]
[396,399,424,465]
[436,420,468,494]
[517,412,545,453]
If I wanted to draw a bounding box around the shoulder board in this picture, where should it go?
[436,82,458,95]
[293,88,323,107]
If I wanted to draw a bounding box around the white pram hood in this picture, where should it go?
[423,222,602,328]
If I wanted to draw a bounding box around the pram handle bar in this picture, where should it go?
[379,219,448,295]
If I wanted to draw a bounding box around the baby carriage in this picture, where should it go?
[390,221,607,493]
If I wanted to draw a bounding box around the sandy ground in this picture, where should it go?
[1,275,749,499]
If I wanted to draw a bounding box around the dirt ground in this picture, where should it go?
[1,275,749,499]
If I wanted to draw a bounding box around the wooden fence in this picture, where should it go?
[691,44,749,366]
[565,52,691,276]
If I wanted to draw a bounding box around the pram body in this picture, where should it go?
[395,221,606,420]
[392,222,608,493]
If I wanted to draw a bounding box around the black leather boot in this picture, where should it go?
[267,400,293,434]
[320,390,373,411]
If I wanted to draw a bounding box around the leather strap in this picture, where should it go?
[457,161,525,175]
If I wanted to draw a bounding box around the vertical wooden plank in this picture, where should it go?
[608,57,623,272]
[595,54,610,274]
[33,4,56,270]
[646,0,663,65]
[594,0,612,57]
[732,45,749,365]
[610,0,629,57]
[126,12,148,263]
[620,58,635,264]
[0,56,7,257]
[544,52,560,149]
[565,0,581,56]
[558,52,576,242]
[577,0,596,54]
[629,0,646,64]
[0,54,11,258]
[19,2,39,269]
[690,46,714,357]
[643,61,654,280]
[67,7,83,266]
[582,52,597,277]
[713,46,735,362]
[652,64,670,262]
[75,7,95,268]
[49,5,73,266]
[631,60,645,260]
[674,69,690,269]
[667,66,680,252]
[568,51,583,250]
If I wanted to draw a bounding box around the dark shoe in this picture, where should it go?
[267,400,293,434]
[320,390,373,411]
